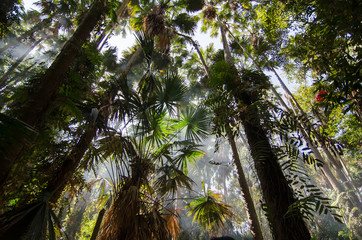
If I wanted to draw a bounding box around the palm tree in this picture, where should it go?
[96,72,199,240]
[187,182,233,238]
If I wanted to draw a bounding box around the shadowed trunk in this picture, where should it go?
[241,107,310,240]
[90,208,106,240]
[0,0,108,190]
[226,125,264,240]
[225,25,361,209]
[218,20,311,239]
[46,124,96,203]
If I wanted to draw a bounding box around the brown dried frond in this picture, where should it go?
[156,28,175,52]
[143,4,168,37]
[163,209,181,239]
[143,13,165,36]
[202,5,217,21]
[230,0,240,11]
[97,185,140,240]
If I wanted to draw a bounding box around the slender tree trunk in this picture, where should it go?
[90,208,106,240]
[95,0,131,49]
[46,124,97,203]
[65,192,90,239]
[0,0,107,191]
[45,46,141,203]
[0,39,42,89]
[219,21,311,240]
[176,32,210,77]
[226,125,264,240]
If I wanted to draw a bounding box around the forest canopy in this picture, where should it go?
[0,0,361,239]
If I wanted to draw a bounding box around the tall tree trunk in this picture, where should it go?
[46,123,97,203]
[65,192,90,239]
[0,39,42,89]
[219,21,311,240]
[226,125,264,240]
[46,47,141,204]
[176,32,210,77]
[225,26,361,209]
[95,0,131,49]
[0,0,108,191]
[241,109,311,240]
[90,208,106,240]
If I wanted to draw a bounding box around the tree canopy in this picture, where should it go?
[0,0,361,239]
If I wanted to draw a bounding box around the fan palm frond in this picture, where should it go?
[173,140,204,174]
[154,164,194,197]
[155,72,186,116]
[177,106,210,142]
[187,184,233,233]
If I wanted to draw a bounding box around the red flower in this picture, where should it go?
[315,90,326,102]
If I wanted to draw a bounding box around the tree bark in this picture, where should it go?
[0,0,107,191]
[46,124,97,203]
[241,110,311,240]
[225,26,361,209]
[90,208,106,240]
[226,125,264,240]
[45,46,141,204]
[176,32,210,77]
[219,21,311,240]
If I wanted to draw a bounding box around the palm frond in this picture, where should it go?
[0,199,65,240]
[155,72,186,116]
[178,105,210,142]
[154,164,194,197]
[187,188,233,233]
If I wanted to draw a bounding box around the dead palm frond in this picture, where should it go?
[143,3,168,37]
[202,5,217,21]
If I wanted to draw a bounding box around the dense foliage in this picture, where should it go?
[0,0,360,239]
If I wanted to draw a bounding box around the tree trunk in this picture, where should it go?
[226,125,264,240]
[241,110,311,240]
[95,0,131,49]
[46,124,96,203]
[45,46,141,204]
[90,208,106,240]
[176,32,210,77]
[0,0,107,191]
[225,26,362,209]
[65,192,90,239]
[218,21,311,240]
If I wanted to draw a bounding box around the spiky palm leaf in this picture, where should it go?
[187,184,233,234]
[177,106,210,142]
[173,140,204,174]
[0,198,65,240]
[155,72,186,116]
[154,164,194,197]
